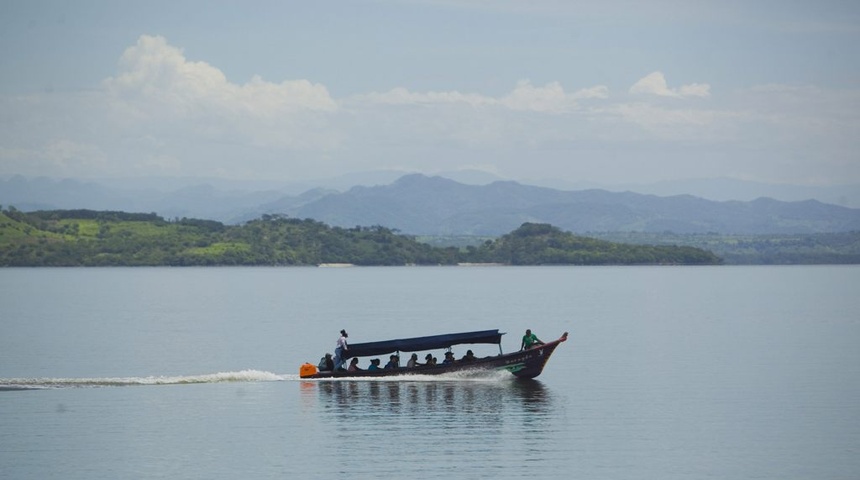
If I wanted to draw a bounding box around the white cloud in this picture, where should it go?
[104,35,336,116]
[501,80,608,113]
[352,80,609,114]
[97,35,341,155]
[1,34,857,186]
[629,71,710,98]
[352,87,493,107]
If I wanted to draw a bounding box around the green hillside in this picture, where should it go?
[0,208,720,267]
[467,223,721,265]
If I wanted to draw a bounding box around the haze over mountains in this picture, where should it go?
[2,173,859,236]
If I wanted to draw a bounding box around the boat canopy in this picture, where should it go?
[344,329,505,359]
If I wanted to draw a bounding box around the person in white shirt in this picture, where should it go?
[406,353,421,368]
[334,329,349,371]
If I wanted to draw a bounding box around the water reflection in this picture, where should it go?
[309,378,555,433]
[294,378,565,477]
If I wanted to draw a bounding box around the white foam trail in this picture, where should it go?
[0,370,286,390]
[1,369,517,390]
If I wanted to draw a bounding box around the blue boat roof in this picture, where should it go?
[344,329,505,359]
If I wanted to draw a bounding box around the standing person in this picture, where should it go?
[520,329,544,350]
[334,329,349,371]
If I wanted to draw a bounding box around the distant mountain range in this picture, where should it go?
[2,173,859,235]
[271,175,860,235]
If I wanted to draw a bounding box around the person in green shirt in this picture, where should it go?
[520,329,545,350]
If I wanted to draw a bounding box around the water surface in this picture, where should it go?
[1,266,858,479]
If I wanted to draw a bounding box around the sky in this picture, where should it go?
[1,0,859,188]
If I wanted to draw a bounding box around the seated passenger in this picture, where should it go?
[460,350,477,362]
[347,357,363,372]
[384,354,400,369]
[367,358,381,371]
[318,353,334,371]
[406,353,421,368]
[442,351,455,365]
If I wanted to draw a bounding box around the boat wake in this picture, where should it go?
[0,369,287,390]
[1,368,519,390]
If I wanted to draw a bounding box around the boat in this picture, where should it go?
[299,329,568,380]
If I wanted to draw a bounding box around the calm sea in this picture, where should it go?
[1,266,858,479]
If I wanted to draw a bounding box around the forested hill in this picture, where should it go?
[0,209,720,267]
[465,223,720,266]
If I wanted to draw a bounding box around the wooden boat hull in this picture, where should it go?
[302,332,568,380]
